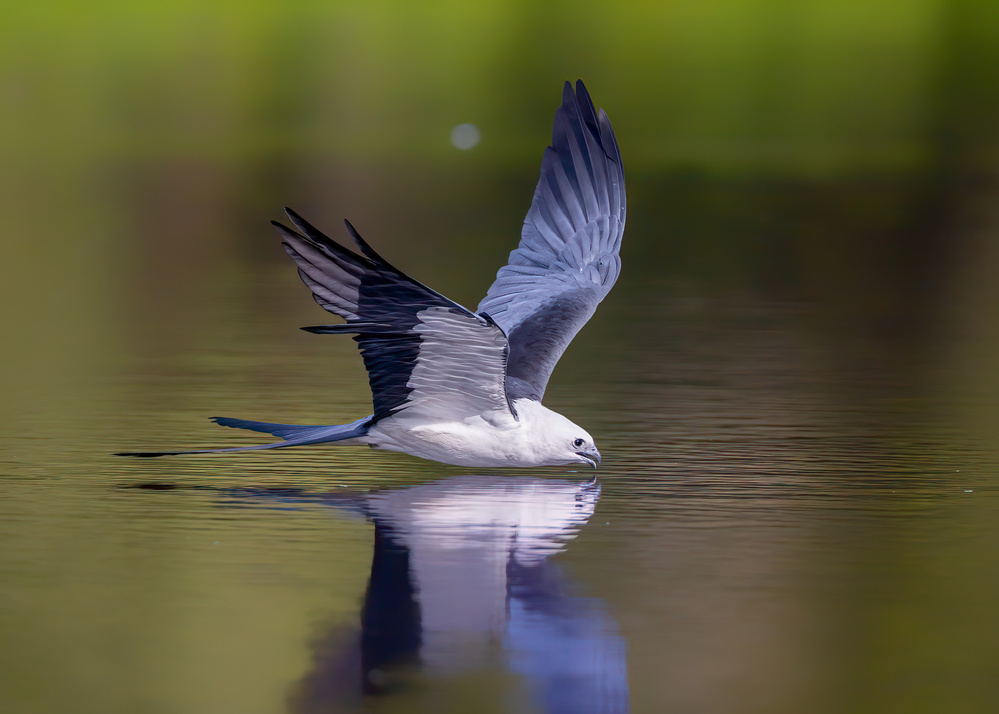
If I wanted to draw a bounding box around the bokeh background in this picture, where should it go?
[3,1,999,713]
[4,0,999,427]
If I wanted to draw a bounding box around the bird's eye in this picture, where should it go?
[573,438,585,448]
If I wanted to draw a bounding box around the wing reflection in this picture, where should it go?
[290,475,629,713]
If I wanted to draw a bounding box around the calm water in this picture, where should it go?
[3,258,999,713]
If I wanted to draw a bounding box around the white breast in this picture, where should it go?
[366,399,573,468]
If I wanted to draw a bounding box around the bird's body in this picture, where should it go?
[119,81,625,468]
[367,398,594,468]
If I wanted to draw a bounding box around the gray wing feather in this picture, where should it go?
[276,210,515,424]
[477,80,625,399]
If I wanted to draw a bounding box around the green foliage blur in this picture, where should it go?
[1,0,997,174]
[2,0,999,423]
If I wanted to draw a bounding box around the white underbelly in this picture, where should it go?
[367,418,535,468]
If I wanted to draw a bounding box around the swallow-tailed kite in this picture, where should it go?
[118,81,625,468]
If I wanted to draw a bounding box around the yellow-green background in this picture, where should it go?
[3,1,999,713]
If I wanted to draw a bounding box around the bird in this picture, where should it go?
[117,80,625,468]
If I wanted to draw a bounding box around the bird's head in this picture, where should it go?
[568,432,601,468]
[526,403,601,468]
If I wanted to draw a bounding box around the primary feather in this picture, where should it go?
[477,80,626,399]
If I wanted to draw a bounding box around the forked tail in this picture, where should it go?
[115,416,371,458]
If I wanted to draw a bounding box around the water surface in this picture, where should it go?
[3,268,999,713]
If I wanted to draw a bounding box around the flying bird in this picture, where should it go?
[118,80,625,468]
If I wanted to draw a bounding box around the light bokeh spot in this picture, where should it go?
[450,123,481,150]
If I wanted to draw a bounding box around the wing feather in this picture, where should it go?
[477,81,626,399]
[278,211,515,423]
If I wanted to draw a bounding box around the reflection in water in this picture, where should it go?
[233,476,628,713]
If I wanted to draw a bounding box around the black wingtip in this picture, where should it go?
[284,207,324,240]
[558,81,621,165]
[574,81,597,120]
[271,220,303,245]
[343,219,397,268]
[301,324,337,334]
[275,212,368,269]
[562,80,574,107]
[115,451,170,458]
[343,219,367,251]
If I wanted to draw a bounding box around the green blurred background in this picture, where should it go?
[3,1,999,713]
[3,0,999,423]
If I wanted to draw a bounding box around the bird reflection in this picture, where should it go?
[279,475,629,713]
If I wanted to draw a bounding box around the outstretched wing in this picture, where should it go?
[477,80,625,400]
[277,209,516,425]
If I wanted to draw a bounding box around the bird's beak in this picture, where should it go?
[576,448,601,468]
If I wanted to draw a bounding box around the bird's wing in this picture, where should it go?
[276,209,516,425]
[476,80,625,400]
